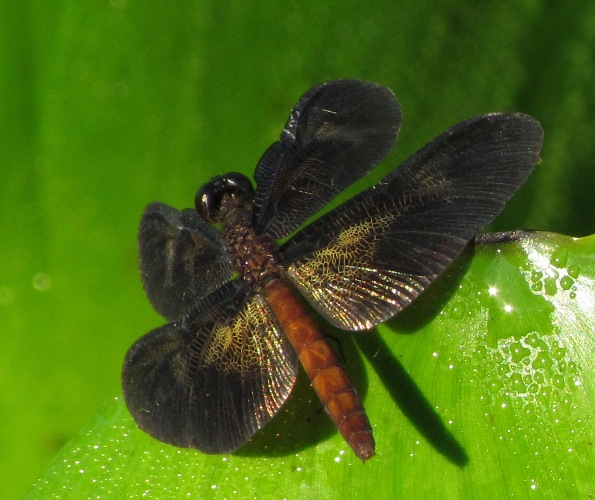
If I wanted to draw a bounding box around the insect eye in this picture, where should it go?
[195,173,254,223]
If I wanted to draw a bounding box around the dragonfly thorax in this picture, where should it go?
[224,222,279,286]
[195,172,279,286]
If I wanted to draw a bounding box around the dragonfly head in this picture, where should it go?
[195,172,254,225]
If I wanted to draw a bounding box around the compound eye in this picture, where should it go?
[195,173,253,223]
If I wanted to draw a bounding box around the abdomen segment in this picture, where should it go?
[265,278,375,461]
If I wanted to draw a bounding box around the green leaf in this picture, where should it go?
[26,232,594,498]
[2,1,593,498]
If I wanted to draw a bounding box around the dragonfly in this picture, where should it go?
[122,79,544,462]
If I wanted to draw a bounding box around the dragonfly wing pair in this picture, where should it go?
[282,112,544,330]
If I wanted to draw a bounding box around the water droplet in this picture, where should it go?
[544,277,557,296]
[479,393,491,406]
[532,352,553,372]
[457,278,471,296]
[33,273,52,292]
[566,265,580,279]
[531,270,543,283]
[533,370,545,385]
[533,338,548,351]
[558,396,572,413]
[509,372,524,389]
[559,276,574,291]
[550,248,568,268]
[538,385,553,404]
[552,375,565,389]
[0,286,16,305]
[487,378,504,394]
[552,347,566,361]
[497,363,511,375]
[530,281,543,292]
[510,342,530,363]
[450,304,465,319]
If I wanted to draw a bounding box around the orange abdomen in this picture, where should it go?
[265,278,375,462]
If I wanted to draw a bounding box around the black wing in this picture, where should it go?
[280,113,544,330]
[253,79,401,240]
[122,281,299,453]
[138,203,233,321]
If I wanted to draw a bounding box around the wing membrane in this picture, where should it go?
[139,203,233,320]
[281,113,544,330]
[122,281,299,453]
[253,79,401,239]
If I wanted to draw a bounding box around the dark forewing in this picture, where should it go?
[281,113,544,330]
[253,79,401,240]
[122,281,299,453]
[139,203,233,321]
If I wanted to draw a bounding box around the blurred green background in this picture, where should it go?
[1,1,593,498]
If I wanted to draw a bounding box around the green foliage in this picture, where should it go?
[27,232,595,497]
[1,0,593,498]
